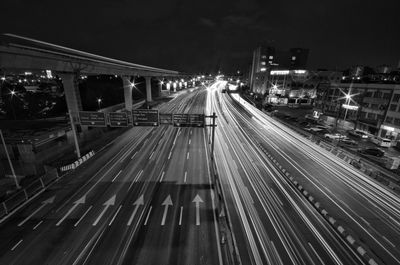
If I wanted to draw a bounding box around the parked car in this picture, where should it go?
[340,137,358,146]
[358,148,385,157]
[370,136,392,147]
[324,133,346,140]
[348,129,369,139]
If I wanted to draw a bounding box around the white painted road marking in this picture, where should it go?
[56,195,86,226]
[93,195,116,226]
[160,171,165,183]
[127,195,144,226]
[192,194,203,226]
[131,152,137,160]
[161,195,173,226]
[33,220,43,230]
[74,206,92,227]
[184,171,187,183]
[179,206,183,226]
[144,206,152,225]
[18,196,55,227]
[109,205,122,226]
[11,239,23,251]
[112,170,122,182]
[187,152,190,160]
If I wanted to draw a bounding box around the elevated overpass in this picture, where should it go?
[0,33,180,113]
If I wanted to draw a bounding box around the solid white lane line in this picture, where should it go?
[11,239,23,251]
[74,206,92,227]
[184,171,187,183]
[149,151,154,159]
[187,152,190,160]
[109,205,122,226]
[129,170,143,190]
[179,206,183,226]
[131,152,137,160]
[160,171,165,183]
[112,170,122,182]
[33,220,43,230]
[144,206,152,225]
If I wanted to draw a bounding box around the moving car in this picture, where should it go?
[358,148,385,157]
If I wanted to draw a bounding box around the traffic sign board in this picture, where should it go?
[79,111,106,126]
[132,109,159,126]
[109,112,128,127]
[173,114,205,127]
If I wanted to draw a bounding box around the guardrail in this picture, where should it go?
[60,150,95,172]
[0,168,58,220]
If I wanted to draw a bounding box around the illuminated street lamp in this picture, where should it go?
[343,93,352,121]
[97,98,102,110]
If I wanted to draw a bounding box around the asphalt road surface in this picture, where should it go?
[208,81,400,265]
[0,87,223,265]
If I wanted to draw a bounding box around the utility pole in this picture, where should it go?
[206,112,217,160]
[0,129,20,189]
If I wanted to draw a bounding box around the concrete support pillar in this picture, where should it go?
[122,76,133,111]
[59,73,82,115]
[145,76,152,102]
[59,72,82,158]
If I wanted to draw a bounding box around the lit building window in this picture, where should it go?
[292,56,296,60]
[260,67,267,72]
[261,55,267,59]
[261,61,266,65]
[269,55,274,60]
[268,61,272,64]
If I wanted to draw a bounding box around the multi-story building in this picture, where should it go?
[314,72,400,139]
[249,46,309,93]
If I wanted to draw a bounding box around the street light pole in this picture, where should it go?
[0,129,20,189]
[97,98,102,110]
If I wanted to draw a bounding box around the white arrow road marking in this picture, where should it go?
[127,195,144,226]
[18,196,55,227]
[56,195,86,226]
[161,195,173,226]
[192,194,204,226]
[92,195,116,226]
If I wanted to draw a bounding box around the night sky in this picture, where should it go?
[2,0,400,74]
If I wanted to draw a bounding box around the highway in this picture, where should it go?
[0,87,223,265]
[208,81,400,265]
